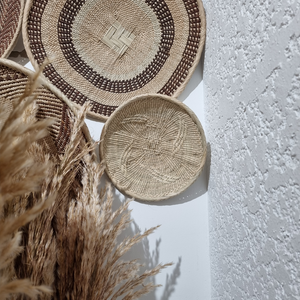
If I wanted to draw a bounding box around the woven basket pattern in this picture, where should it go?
[0,60,86,156]
[0,0,23,58]
[24,0,206,121]
[100,94,206,201]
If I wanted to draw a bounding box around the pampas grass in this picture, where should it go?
[0,70,170,299]
[0,70,54,299]
[56,153,172,300]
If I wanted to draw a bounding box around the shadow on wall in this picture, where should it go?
[110,186,182,300]
[8,33,29,66]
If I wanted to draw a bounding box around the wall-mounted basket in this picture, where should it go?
[99,94,207,201]
[23,0,206,121]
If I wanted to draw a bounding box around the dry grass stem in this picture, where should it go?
[0,74,55,299]
[1,72,170,299]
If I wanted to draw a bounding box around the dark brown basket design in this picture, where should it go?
[0,0,24,58]
[0,58,91,159]
[100,94,207,201]
[23,0,206,121]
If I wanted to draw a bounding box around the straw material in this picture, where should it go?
[0,58,91,158]
[100,94,207,201]
[0,79,170,299]
[23,0,206,121]
[0,0,24,58]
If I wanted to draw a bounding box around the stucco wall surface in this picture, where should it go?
[202,0,300,299]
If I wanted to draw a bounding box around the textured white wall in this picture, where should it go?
[202,0,300,299]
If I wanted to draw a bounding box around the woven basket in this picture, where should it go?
[0,0,24,58]
[99,94,206,201]
[23,0,206,121]
[0,58,91,159]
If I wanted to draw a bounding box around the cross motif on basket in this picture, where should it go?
[102,21,135,56]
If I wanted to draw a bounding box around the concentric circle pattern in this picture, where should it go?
[100,94,207,201]
[24,0,206,121]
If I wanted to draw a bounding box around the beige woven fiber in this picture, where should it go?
[0,0,24,58]
[100,94,207,201]
[23,0,206,121]
[0,58,91,157]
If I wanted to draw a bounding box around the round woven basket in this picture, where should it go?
[0,58,91,159]
[23,0,206,121]
[99,94,207,201]
[0,0,24,58]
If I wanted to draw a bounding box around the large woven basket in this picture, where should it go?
[99,94,207,201]
[0,0,24,58]
[0,58,91,159]
[23,0,206,121]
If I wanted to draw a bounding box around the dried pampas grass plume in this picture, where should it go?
[0,69,54,299]
[50,105,172,299]
[57,152,172,300]
[0,66,171,299]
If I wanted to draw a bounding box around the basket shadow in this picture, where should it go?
[8,33,29,66]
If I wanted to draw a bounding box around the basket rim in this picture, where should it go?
[22,0,206,122]
[99,93,207,201]
[1,0,25,58]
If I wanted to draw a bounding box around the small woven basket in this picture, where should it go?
[100,94,207,201]
[23,0,206,121]
[0,58,91,159]
[0,0,24,58]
